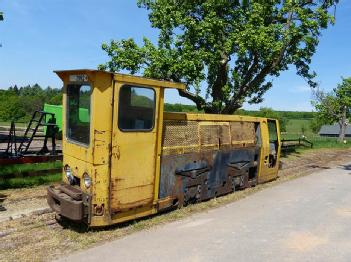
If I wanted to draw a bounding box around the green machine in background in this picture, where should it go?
[43,103,89,138]
[43,104,63,135]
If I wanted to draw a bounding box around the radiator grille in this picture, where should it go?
[162,120,199,147]
[162,120,256,155]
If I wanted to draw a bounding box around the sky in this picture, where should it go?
[0,0,350,112]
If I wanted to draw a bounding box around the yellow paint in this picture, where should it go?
[153,89,165,204]
[54,69,280,227]
[257,119,281,183]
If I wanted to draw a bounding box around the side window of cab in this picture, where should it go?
[118,85,156,131]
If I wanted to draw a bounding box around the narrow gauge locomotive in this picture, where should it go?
[47,69,281,227]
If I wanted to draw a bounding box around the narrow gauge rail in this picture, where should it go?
[47,69,281,227]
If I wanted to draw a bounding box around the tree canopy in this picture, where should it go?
[100,0,338,114]
[312,77,351,141]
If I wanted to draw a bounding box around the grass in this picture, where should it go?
[0,161,62,176]
[0,173,61,190]
[0,161,62,189]
[285,118,313,135]
[0,121,27,128]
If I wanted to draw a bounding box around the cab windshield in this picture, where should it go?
[66,84,91,145]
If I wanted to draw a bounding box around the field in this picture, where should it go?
[284,118,313,136]
[282,118,351,150]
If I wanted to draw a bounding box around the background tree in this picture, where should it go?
[100,0,338,114]
[0,84,62,122]
[312,77,351,142]
[251,107,288,132]
[309,116,325,134]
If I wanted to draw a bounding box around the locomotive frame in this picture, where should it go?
[47,69,281,227]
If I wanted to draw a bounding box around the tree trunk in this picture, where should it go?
[338,106,347,142]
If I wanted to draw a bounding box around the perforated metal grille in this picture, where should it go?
[162,119,257,155]
[162,120,199,148]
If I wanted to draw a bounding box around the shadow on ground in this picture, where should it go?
[340,164,351,171]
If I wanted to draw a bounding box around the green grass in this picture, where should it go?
[305,136,351,149]
[0,161,62,189]
[0,161,62,176]
[0,121,27,128]
[283,118,313,137]
[0,173,61,189]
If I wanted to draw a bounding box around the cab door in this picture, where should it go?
[110,83,159,214]
[258,119,281,183]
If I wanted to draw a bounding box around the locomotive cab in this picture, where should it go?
[47,69,185,226]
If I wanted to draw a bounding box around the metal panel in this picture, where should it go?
[257,119,280,183]
[230,121,256,144]
[159,147,259,207]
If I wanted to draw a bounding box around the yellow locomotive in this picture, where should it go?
[47,69,281,227]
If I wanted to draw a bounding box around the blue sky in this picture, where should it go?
[0,0,350,111]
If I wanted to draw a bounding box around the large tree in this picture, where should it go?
[99,0,338,114]
[313,77,351,142]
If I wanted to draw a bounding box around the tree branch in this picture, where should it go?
[178,89,206,111]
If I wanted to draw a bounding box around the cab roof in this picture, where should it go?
[54,69,186,90]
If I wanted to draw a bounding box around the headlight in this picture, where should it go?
[64,165,74,184]
[83,173,91,188]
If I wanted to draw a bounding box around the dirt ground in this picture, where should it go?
[0,148,350,262]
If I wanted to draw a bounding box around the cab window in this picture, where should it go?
[118,85,155,131]
[66,84,91,145]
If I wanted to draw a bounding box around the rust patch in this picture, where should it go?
[94,129,106,135]
[157,197,176,210]
[93,204,104,216]
[111,198,153,213]
[112,145,120,160]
